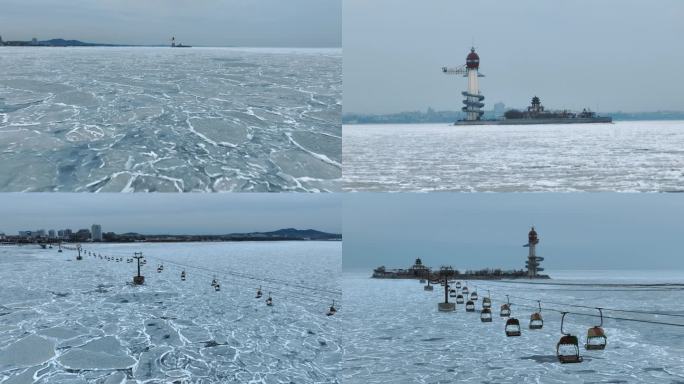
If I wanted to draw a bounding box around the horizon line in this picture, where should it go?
[0,37,341,49]
[342,109,684,117]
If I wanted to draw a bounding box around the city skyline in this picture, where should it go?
[3,224,340,239]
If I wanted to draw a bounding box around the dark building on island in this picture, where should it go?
[373,258,431,278]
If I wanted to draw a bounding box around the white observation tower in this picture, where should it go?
[442,47,485,121]
[524,226,544,277]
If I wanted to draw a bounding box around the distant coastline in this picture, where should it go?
[343,110,684,125]
[0,228,341,244]
[0,38,129,47]
[0,38,338,49]
[0,37,196,47]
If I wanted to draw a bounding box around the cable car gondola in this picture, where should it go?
[449,290,457,298]
[266,293,273,306]
[480,308,492,322]
[529,301,543,330]
[181,271,186,281]
[465,300,475,312]
[157,264,164,273]
[505,317,522,337]
[461,286,469,295]
[557,312,583,364]
[482,291,492,309]
[585,308,607,350]
[500,295,511,317]
[470,291,478,301]
[256,286,262,298]
[327,300,337,316]
[456,294,464,304]
[455,281,461,289]
[211,278,218,287]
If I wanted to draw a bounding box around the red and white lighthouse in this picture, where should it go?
[525,226,544,277]
[442,47,485,121]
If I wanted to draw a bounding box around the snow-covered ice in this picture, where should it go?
[343,121,684,192]
[342,271,684,383]
[0,241,341,383]
[0,47,341,192]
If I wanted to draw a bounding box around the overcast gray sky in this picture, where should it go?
[0,193,340,235]
[0,0,341,47]
[343,0,684,114]
[343,193,684,271]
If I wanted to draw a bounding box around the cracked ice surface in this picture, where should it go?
[343,121,684,192]
[341,271,684,383]
[0,242,341,383]
[0,47,341,192]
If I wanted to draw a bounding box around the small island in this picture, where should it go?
[372,227,550,280]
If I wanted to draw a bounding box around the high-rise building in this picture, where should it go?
[48,229,56,238]
[91,224,103,242]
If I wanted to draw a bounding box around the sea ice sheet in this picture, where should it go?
[0,241,341,383]
[0,47,341,192]
[341,272,684,383]
[343,121,684,192]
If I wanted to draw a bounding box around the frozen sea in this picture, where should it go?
[342,270,684,384]
[343,121,684,192]
[0,47,341,192]
[0,241,341,383]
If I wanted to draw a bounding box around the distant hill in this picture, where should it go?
[40,39,121,47]
[250,228,341,240]
[1,38,123,47]
[95,228,341,243]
